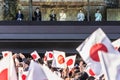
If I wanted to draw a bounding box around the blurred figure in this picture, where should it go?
[34,7,42,21]
[49,9,57,21]
[59,9,66,21]
[79,60,85,72]
[77,9,85,21]
[95,9,102,21]
[16,9,24,21]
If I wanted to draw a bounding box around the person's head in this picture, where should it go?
[36,7,40,12]
[18,9,21,14]
[79,60,84,66]
[96,9,100,13]
[79,9,82,13]
[61,9,64,13]
[79,72,89,80]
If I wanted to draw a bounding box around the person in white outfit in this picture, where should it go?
[77,9,85,21]
[95,9,102,21]
[59,9,66,21]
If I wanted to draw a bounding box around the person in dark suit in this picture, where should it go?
[16,9,24,21]
[34,7,41,21]
[49,9,57,21]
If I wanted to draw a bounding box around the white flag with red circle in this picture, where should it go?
[52,50,65,68]
[21,71,28,80]
[99,51,120,80]
[112,38,120,50]
[2,51,12,57]
[0,51,17,80]
[85,66,96,77]
[76,28,119,77]
[65,55,76,69]
[45,51,53,61]
[31,51,40,61]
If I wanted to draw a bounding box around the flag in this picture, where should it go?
[85,66,96,77]
[76,28,119,77]
[27,60,63,80]
[26,60,48,80]
[99,51,120,80]
[52,50,65,68]
[31,51,40,61]
[65,55,76,69]
[112,38,120,50]
[0,52,17,80]
[45,51,53,61]
[2,51,12,57]
[44,51,53,64]
[21,71,28,80]
[42,65,63,80]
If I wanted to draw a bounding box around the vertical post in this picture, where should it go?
[87,0,90,21]
[29,0,32,21]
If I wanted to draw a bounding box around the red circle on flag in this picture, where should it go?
[89,69,95,76]
[32,54,37,60]
[22,74,27,80]
[57,55,65,64]
[0,68,8,80]
[4,53,8,57]
[90,43,108,62]
[66,59,73,66]
[49,53,53,58]
[44,56,47,61]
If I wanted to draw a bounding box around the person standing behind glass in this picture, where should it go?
[77,9,85,21]
[95,9,102,21]
[16,9,24,21]
[49,9,57,21]
[34,7,41,21]
[59,9,66,21]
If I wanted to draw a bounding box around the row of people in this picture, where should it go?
[16,7,102,21]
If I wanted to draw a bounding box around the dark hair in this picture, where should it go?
[87,76,95,80]
[79,72,89,80]
[36,7,39,10]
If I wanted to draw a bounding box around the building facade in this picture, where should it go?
[0,0,119,21]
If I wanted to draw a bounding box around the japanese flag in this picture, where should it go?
[45,51,53,61]
[99,51,120,80]
[85,66,96,77]
[112,38,120,50]
[0,51,17,80]
[76,28,119,77]
[2,51,12,57]
[52,50,65,68]
[21,71,28,80]
[65,55,76,69]
[31,51,40,61]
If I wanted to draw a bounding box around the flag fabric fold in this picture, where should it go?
[99,51,120,80]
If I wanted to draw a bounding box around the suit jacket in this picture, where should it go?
[16,13,24,21]
[49,14,57,21]
[34,11,41,21]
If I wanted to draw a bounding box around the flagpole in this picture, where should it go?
[29,0,33,21]
[87,0,90,21]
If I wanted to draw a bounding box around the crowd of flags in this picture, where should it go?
[0,28,120,80]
